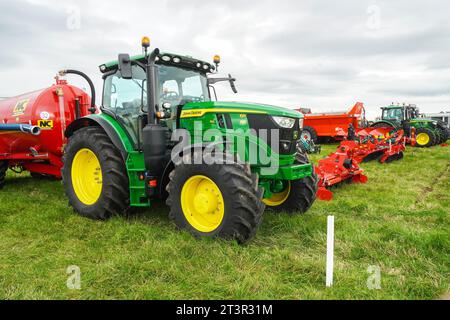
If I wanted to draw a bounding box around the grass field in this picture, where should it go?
[0,143,448,300]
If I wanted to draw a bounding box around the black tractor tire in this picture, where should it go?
[415,127,436,148]
[166,151,265,244]
[437,127,448,144]
[302,126,319,143]
[62,127,130,220]
[0,161,8,189]
[437,121,449,143]
[265,149,318,214]
[434,130,443,145]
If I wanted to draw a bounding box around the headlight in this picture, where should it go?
[299,118,304,130]
[162,55,171,62]
[173,57,181,63]
[272,116,296,129]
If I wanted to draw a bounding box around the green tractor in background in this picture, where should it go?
[61,38,318,244]
[371,104,448,148]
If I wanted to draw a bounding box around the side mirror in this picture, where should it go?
[228,74,238,94]
[118,54,132,79]
[207,74,238,94]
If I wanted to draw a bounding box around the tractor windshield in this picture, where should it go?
[382,108,403,121]
[156,65,210,108]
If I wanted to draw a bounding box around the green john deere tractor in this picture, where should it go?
[371,104,448,148]
[61,38,317,243]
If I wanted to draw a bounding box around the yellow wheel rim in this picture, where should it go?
[263,182,291,207]
[181,175,225,233]
[416,133,430,146]
[71,148,102,205]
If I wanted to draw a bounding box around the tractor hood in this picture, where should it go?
[181,101,302,119]
[411,118,437,124]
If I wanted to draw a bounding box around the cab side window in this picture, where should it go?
[102,65,147,146]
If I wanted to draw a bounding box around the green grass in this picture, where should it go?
[0,143,448,300]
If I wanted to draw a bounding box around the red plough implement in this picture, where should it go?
[344,125,407,164]
[314,125,407,201]
[315,144,368,201]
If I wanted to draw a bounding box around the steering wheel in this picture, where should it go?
[162,91,180,100]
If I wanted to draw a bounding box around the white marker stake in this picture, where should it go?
[326,216,335,287]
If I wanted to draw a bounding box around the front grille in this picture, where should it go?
[247,114,300,155]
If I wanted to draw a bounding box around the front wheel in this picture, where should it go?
[264,151,318,214]
[166,152,265,244]
[62,127,130,220]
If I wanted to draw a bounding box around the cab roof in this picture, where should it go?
[99,52,215,74]
[383,104,418,109]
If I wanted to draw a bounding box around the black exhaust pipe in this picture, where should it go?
[59,69,96,114]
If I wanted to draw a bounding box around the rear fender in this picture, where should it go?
[371,120,398,128]
[65,115,129,161]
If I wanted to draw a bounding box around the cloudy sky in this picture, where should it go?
[1,0,449,119]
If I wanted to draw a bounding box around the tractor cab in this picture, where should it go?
[99,50,235,148]
[100,47,237,149]
[381,104,418,123]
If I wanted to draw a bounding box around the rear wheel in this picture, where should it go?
[0,161,8,189]
[432,130,441,145]
[437,128,448,144]
[437,121,449,143]
[167,152,264,244]
[62,127,130,220]
[415,128,435,148]
[264,150,318,214]
[302,126,318,143]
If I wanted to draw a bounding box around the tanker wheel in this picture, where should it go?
[302,126,318,143]
[166,152,265,244]
[0,161,8,189]
[415,128,435,148]
[62,127,130,220]
[264,149,318,214]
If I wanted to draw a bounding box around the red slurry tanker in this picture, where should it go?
[0,71,96,185]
